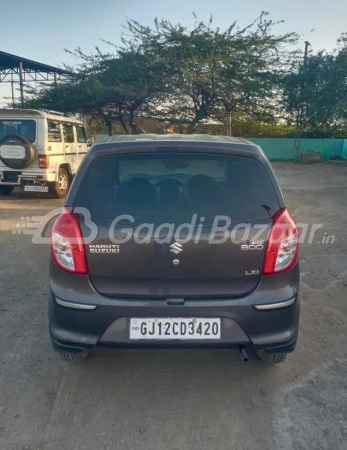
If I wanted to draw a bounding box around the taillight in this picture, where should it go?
[263,208,299,275]
[39,154,49,168]
[51,208,88,274]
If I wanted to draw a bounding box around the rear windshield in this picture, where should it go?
[74,152,279,224]
[0,119,36,143]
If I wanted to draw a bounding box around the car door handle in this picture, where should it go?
[78,145,82,148]
[65,145,69,148]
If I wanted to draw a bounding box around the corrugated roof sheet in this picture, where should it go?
[0,50,71,74]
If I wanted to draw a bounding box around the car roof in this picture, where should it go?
[0,109,85,124]
[90,134,263,158]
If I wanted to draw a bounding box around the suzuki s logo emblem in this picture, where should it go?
[170,242,183,254]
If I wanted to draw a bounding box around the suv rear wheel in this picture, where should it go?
[256,350,288,365]
[59,350,90,364]
[50,167,70,199]
[0,186,14,196]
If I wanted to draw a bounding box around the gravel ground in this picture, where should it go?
[0,162,347,450]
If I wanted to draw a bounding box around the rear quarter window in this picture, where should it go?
[76,126,87,143]
[73,152,279,224]
[48,120,62,142]
[62,123,75,143]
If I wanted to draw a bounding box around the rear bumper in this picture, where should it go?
[0,169,53,184]
[49,303,299,354]
[49,263,300,354]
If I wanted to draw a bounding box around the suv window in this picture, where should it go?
[48,120,61,142]
[0,119,36,142]
[62,123,75,143]
[76,126,87,143]
[74,152,279,224]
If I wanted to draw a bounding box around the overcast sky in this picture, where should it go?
[1,0,346,105]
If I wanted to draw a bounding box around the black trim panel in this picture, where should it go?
[47,152,87,156]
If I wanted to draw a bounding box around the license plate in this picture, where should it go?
[24,185,49,192]
[130,318,221,340]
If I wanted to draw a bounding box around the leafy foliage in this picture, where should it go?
[283,36,347,131]
[26,49,166,134]
[23,16,347,137]
[121,13,299,132]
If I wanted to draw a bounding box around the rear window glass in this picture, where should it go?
[0,119,36,143]
[74,152,279,224]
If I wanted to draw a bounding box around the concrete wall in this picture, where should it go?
[342,140,347,159]
[94,134,109,143]
[247,138,346,161]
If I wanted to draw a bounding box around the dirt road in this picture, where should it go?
[1,162,347,450]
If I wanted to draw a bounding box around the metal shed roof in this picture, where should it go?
[0,50,71,75]
[0,50,72,107]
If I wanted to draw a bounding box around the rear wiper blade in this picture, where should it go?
[261,204,272,217]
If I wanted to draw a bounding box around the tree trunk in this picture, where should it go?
[119,116,129,134]
[128,111,142,135]
[129,121,136,134]
[106,120,113,136]
[186,120,199,134]
[186,106,207,134]
[129,121,141,134]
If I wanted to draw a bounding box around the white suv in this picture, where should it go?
[0,109,91,198]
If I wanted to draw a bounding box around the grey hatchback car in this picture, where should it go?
[49,135,300,364]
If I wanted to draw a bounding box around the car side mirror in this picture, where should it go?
[87,137,94,147]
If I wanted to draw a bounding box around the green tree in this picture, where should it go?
[26,73,117,133]
[283,35,347,132]
[26,49,167,135]
[26,12,300,135]
[121,13,299,132]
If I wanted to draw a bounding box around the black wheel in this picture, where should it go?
[50,168,70,199]
[0,186,14,196]
[59,350,90,364]
[256,350,288,365]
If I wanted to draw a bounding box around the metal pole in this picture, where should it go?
[19,61,24,108]
[303,41,310,70]
[11,82,15,108]
[54,71,58,86]
[11,72,15,108]
[294,41,310,161]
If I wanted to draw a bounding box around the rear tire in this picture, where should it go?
[0,186,14,196]
[59,350,90,364]
[256,350,288,365]
[50,168,70,199]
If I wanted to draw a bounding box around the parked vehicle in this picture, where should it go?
[49,135,300,364]
[0,109,91,198]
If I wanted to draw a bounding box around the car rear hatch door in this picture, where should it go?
[75,151,279,298]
